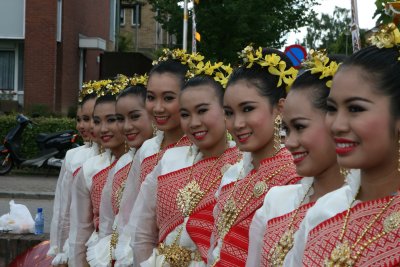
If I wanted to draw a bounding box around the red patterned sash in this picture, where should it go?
[303,196,400,267]
[212,148,300,267]
[156,147,240,244]
[139,136,191,184]
[261,202,315,266]
[111,162,132,215]
[91,160,117,230]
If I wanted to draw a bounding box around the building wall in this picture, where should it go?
[24,0,114,114]
[24,0,58,112]
[120,1,170,52]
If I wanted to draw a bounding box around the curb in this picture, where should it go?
[0,191,55,200]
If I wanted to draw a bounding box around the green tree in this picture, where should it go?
[147,0,317,63]
[302,6,366,55]
[373,0,396,24]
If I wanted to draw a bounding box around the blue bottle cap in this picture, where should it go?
[37,208,43,212]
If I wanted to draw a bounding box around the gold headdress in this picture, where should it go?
[79,79,113,102]
[238,44,298,92]
[302,49,340,88]
[369,23,400,49]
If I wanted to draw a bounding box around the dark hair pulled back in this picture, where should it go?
[182,75,224,105]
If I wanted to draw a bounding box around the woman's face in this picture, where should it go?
[224,79,278,156]
[146,72,182,134]
[93,102,125,152]
[283,89,337,177]
[116,95,153,149]
[326,67,399,171]
[80,98,96,142]
[179,85,226,157]
[76,106,84,139]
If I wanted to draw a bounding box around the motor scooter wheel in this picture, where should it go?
[0,153,13,175]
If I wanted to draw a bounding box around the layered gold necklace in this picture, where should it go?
[268,183,313,266]
[324,191,400,267]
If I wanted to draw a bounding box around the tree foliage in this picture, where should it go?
[302,6,367,55]
[147,0,317,63]
[373,0,396,24]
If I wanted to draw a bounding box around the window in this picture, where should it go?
[131,5,141,26]
[0,51,15,91]
[120,8,125,25]
[56,0,62,42]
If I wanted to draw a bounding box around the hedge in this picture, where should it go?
[0,114,78,158]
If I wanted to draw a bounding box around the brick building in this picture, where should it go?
[119,0,176,55]
[0,0,117,114]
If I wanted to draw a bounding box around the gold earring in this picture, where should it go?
[152,123,158,136]
[99,144,104,155]
[226,130,232,144]
[273,115,282,155]
[124,140,129,153]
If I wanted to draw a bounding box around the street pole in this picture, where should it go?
[183,0,188,51]
[135,3,139,52]
[192,1,196,53]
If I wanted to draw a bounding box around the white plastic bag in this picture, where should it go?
[0,200,35,233]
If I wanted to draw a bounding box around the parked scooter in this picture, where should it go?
[0,114,79,175]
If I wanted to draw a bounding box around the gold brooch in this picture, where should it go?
[324,241,354,267]
[253,181,268,198]
[176,180,204,217]
[384,211,400,232]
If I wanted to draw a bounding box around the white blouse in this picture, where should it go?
[68,149,113,267]
[283,170,360,266]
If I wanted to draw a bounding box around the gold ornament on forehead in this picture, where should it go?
[176,180,204,217]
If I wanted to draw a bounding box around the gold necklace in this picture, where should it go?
[268,183,313,266]
[176,146,231,217]
[216,163,292,239]
[324,192,399,267]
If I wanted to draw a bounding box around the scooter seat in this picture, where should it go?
[36,130,75,143]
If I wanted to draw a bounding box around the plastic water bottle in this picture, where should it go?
[34,208,44,235]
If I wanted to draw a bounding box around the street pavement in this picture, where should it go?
[0,174,58,233]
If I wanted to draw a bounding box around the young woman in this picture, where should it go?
[86,80,154,266]
[69,88,126,266]
[114,50,193,266]
[207,46,300,266]
[50,93,99,266]
[246,53,351,267]
[300,24,400,266]
[131,70,241,267]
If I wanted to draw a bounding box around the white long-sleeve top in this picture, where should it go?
[68,149,113,267]
[283,170,360,266]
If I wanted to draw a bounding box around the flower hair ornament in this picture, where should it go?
[302,49,340,88]
[130,74,148,87]
[152,48,205,70]
[238,44,298,92]
[79,79,112,102]
[187,60,233,88]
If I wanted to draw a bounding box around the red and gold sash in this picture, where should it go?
[111,162,132,215]
[303,196,400,267]
[261,202,315,266]
[212,148,299,267]
[91,160,117,230]
[139,136,191,185]
[156,147,240,244]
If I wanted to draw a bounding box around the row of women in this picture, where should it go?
[14,23,400,267]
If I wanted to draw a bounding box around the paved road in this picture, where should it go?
[0,174,58,233]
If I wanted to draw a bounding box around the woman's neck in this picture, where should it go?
[200,138,229,159]
[111,144,125,160]
[162,127,184,148]
[359,162,400,201]
[251,141,276,170]
[310,164,344,203]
